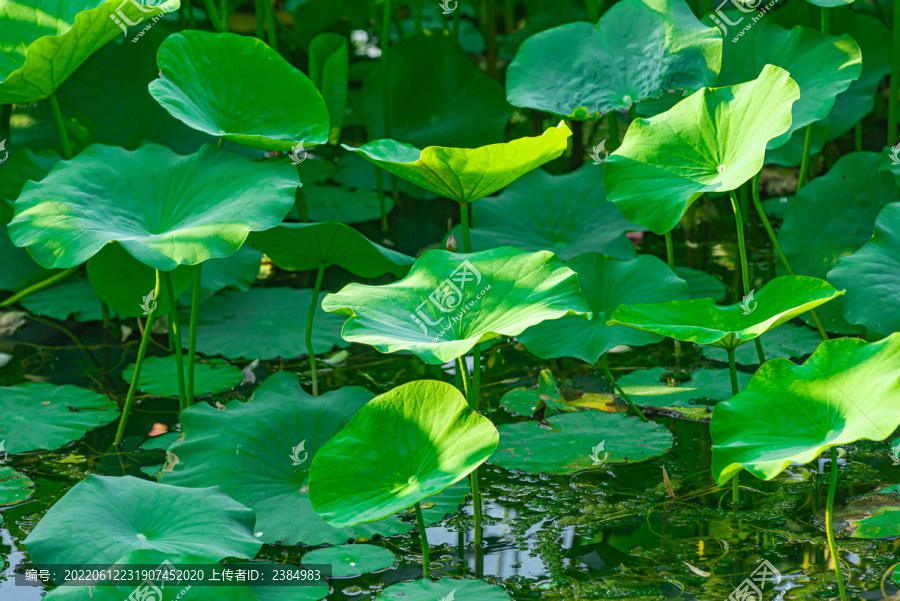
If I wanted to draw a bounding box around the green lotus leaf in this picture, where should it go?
[500,369,564,416]
[0,0,180,104]
[24,474,260,566]
[506,0,722,119]
[247,222,414,278]
[778,152,900,333]
[449,164,638,261]
[603,64,800,235]
[301,544,395,578]
[492,411,673,474]
[333,152,435,200]
[377,578,512,601]
[182,288,349,360]
[0,383,119,454]
[361,31,511,148]
[711,334,900,485]
[673,266,726,300]
[608,276,843,349]
[309,32,348,145]
[715,11,861,151]
[177,245,263,306]
[702,323,824,365]
[618,367,751,408]
[0,466,33,506]
[149,31,330,150]
[19,278,103,322]
[123,356,243,397]
[322,247,590,364]
[342,122,571,205]
[519,254,689,363]
[303,184,395,224]
[804,0,853,6]
[8,144,298,270]
[309,380,498,528]
[830,486,900,539]
[828,203,900,337]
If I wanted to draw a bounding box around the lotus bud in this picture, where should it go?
[446,233,458,252]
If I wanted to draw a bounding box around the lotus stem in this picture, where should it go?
[732,471,739,509]
[471,467,483,551]
[101,300,112,386]
[262,0,278,50]
[0,265,79,308]
[183,0,196,29]
[413,0,423,31]
[728,190,766,364]
[201,0,225,32]
[664,232,682,363]
[854,121,862,152]
[797,125,814,192]
[606,111,619,150]
[587,0,600,22]
[219,0,228,31]
[821,6,829,34]
[187,264,202,408]
[254,0,264,38]
[217,137,225,148]
[115,271,160,444]
[503,0,514,30]
[459,203,473,253]
[726,347,739,395]
[306,263,326,396]
[414,501,430,578]
[602,353,648,421]
[380,0,392,136]
[48,93,72,160]
[161,271,187,411]
[483,0,498,78]
[749,173,829,341]
[472,343,481,410]
[456,356,484,552]
[826,446,848,601]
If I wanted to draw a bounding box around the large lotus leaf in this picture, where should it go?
[711,335,900,485]
[703,322,823,366]
[309,380,498,528]
[828,203,900,337]
[778,152,900,334]
[309,32,348,145]
[0,466,33,506]
[247,222,414,278]
[492,411,673,474]
[19,277,102,322]
[519,254,690,363]
[603,65,799,235]
[24,475,260,566]
[0,383,119,454]
[618,367,751,408]
[8,144,298,270]
[177,245,263,306]
[449,164,637,261]
[321,247,590,364]
[301,544,395,578]
[342,122,571,205]
[183,288,349,361]
[715,12,861,151]
[361,31,511,148]
[123,356,242,398]
[608,276,843,349]
[0,0,179,103]
[377,578,512,600]
[506,0,722,119]
[150,31,330,150]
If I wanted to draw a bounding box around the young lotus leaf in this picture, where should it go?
[301,544,395,578]
[377,578,512,600]
[519,254,689,364]
[0,0,180,103]
[183,288,349,360]
[24,475,260,566]
[506,0,722,119]
[715,12,861,151]
[492,411,673,474]
[0,383,119,454]
[448,165,638,261]
[321,247,590,364]
[711,334,900,485]
[19,278,103,322]
[828,203,900,337]
[618,368,751,408]
[8,144,299,271]
[0,466,33,506]
[342,122,571,205]
[608,276,843,349]
[177,246,263,306]
[778,152,900,333]
[673,266,726,300]
[702,323,823,365]
[309,380,499,528]
[603,65,800,234]
[309,32,348,145]
[149,31,330,150]
[247,222,414,278]
[500,369,566,416]
[123,356,243,398]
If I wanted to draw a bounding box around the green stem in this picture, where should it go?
[459,202,473,253]
[161,271,187,411]
[220,0,229,31]
[0,265,79,308]
[101,300,112,384]
[602,353,647,421]
[754,338,766,364]
[255,0,265,39]
[456,356,483,550]
[728,190,752,296]
[380,0,393,137]
[854,121,862,152]
[201,0,225,31]
[306,263,326,396]
[732,471,739,509]
[826,447,848,601]
[586,0,599,22]
[472,343,481,410]
[187,264,202,408]
[471,468,483,549]
[821,5,829,34]
[218,136,225,148]
[892,0,900,145]
[115,271,160,444]
[48,93,72,160]
[414,502,430,578]
[726,347,739,395]
[606,111,619,150]
[664,232,682,362]
[484,0,498,78]
[262,0,279,50]
[184,0,196,28]
[797,125,814,192]
[413,0,423,31]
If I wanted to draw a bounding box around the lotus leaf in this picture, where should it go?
[618,367,751,408]
[702,323,824,365]
[304,184,396,224]
[301,544,395,577]
[309,32,349,145]
[177,246,263,306]
[19,278,103,322]
[0,466,33,506]
[123,356,242,397]
[377,578,512,600]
